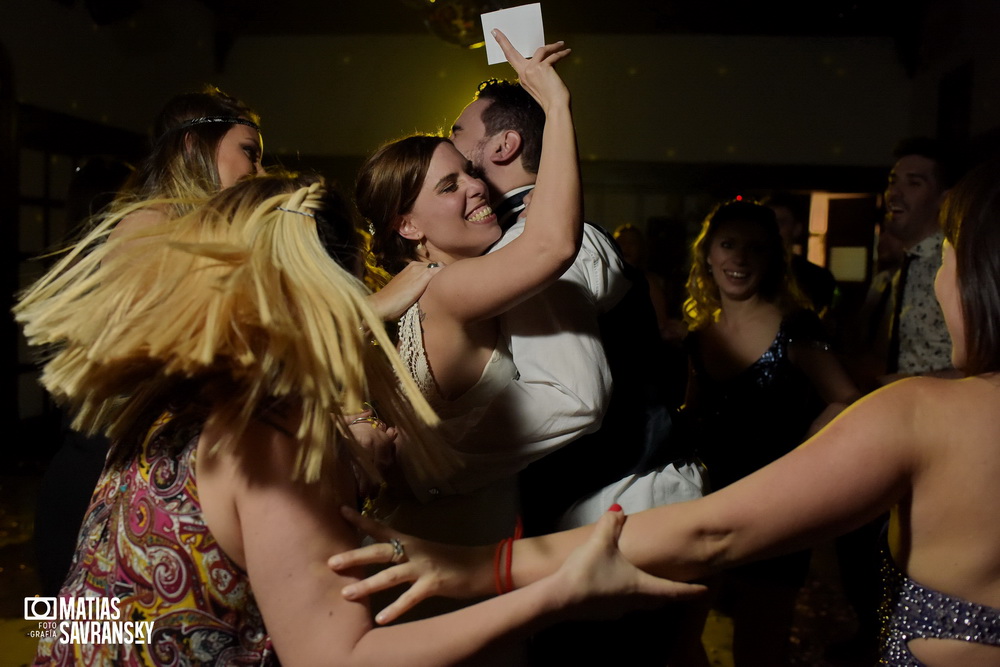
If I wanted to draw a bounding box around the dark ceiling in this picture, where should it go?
[195,0,922,74]
[197,0,903,37]
[68,0,922,72]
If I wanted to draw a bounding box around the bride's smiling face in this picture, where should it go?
[397,142,499,264]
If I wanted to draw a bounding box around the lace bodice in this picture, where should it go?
[397,303,517,447]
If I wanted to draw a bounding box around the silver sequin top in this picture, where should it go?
[880,546,1000,665]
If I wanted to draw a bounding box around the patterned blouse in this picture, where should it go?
[34,413,276,666]
[893,231,952,374]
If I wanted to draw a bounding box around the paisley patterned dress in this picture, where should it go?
[34,413,275,666]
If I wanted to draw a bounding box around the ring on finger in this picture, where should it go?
[389,537,406,563]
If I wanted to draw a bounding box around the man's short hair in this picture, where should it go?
[892,136,962,189]
[475,79,545,174]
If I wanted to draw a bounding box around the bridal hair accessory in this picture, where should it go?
[179,116,261,132]
[275,206,316,219]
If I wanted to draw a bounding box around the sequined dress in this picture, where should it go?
[684,309,828,584]
[34,413,274,666]
[685,309,828,490]
[880,546,1000,665]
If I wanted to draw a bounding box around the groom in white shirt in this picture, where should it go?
[445,79,661,534]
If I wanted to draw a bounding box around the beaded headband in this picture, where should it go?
[178,116,261,133]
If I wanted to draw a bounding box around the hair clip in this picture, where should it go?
[276,206,316,219]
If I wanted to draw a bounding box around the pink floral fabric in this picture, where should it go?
[35,413,275,666]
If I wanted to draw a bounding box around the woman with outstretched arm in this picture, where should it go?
[332,158,1000,666]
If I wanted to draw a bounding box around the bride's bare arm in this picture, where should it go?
[421,31,582,325]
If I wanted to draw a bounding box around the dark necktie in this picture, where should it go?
[886,253,913,374]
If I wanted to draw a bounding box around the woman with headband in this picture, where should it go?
[104,87,264,250]
[32,86,268,597]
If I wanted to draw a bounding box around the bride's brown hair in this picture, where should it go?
[356,134,449,278]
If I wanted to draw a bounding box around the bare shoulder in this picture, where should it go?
[201,405,352,509]
[197,413,374,663]
[880,375,1000,463]
[864,376,960,426]
[105,208,170,260]
[902,374,1000,602]
[920,374,1000,430]
[111,208,167,238]
[887,373,998,409]
[817,376,956,457]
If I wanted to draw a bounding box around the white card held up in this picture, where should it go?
[481,4,545,65]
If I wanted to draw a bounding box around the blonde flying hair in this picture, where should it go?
[15,172,451,483]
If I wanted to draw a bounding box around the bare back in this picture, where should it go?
[900,375,1000,606]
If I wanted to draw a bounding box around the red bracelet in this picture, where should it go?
[504,535,515,593]
[494,538,510,595]
[494,516,525,596]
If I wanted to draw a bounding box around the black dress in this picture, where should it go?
[684,308,828,585]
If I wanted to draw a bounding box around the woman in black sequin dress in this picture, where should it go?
[681,201,860,665]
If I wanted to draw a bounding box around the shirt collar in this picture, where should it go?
[495,185,535,230]
[908,230,944,259]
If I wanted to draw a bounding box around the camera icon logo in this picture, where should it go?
[24,597,58,621]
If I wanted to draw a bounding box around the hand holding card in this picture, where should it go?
[491,29,571,113]
[481,3,545,65]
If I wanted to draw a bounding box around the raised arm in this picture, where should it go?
[421,31,582,324]
[400,227,627,498]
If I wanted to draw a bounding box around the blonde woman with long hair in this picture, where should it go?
[19,171,699,666]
